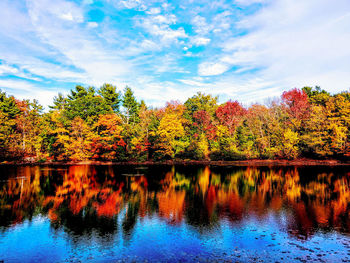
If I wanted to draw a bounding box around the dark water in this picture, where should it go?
[0,165,350,262]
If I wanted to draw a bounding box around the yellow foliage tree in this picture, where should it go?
[302,105,330,156]
[157,112,185,158]
[92,114,124,159]
[325,95,350,155]
[282,128,299,159]
[56,117,93,161]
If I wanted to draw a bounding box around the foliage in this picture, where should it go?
[0,86,349,161]
[216,100,246,135]
[282,88,310,130]
[91,114,124,160]
[184,92,218,122]
[156,102,186,158]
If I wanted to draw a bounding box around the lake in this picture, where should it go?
[0,164,350,262]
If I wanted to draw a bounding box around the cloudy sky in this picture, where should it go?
[0,0,350,108]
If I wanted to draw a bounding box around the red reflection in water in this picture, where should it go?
[1,165,350,239]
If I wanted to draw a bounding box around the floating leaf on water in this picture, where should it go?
[135,167,148,170]
[122,173,144,176]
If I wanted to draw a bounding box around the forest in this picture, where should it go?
[0,85,349,162]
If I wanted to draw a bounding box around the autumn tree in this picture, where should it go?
[302,93,350,157]
[191,110,216,159]
[245,103,286,159]
[302,86,330,106]
[282,88,310,129]
[184,92,218,122]
[92,114,124,160]
[1,85,350,162]
[129,102,153,161]
[16,99,44,158]
[325,95,350,155]
[59,117,94,161]
[216,101,246,135]
[301,104,330,156]
[0,90,21,159]
[156,102,186,159]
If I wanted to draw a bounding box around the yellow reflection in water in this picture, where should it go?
[1,165,350,238]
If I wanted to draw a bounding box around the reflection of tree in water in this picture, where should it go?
[185,166,219,232]
[50,209,119,247]
[0,166,50,228]
[43,166,124,246]
[44,166,124,220]
[1,164,350,240]
[121,176,146,241]
[157,167,188,225]
[122,199,139,242]
[287,169,350,239]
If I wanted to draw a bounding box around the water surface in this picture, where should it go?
[0,165,350,262]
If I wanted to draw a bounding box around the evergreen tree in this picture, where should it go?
[122,86,139,124]
[65,85,112,124]
[98,83,121,112]
[0,90,20,118]
[302,86,330,106]
[50,93,66,110]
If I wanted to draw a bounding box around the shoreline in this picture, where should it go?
[1,158,350,166]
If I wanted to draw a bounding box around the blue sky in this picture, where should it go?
[0,0,350,109]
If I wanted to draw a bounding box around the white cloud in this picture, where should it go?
[126,79,196,107]
[212,11,232,33]
[151,55,189,74]
[198,62,230,76]
[200,0,350,94]
[87,22,98,28]
[146,7,161,15]
[152,14,177,24]
[0,63,19,75]
[0,0,129,87]
[119,0,146,10]
[1,0,350,109]
[0,79,58,109]
[191,36,211,46]
[135,14,187,45]
[29,0,84,23]
[191,11,233,36]
[0,61,43,81]
[191,15,210,35]
[177,74,282,106]
[179,79,209,87]
[59,12,74,21]
[26,0,132,84]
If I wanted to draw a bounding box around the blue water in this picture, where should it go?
[0,165,350,262]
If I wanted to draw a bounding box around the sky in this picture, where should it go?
[0,0,350,109]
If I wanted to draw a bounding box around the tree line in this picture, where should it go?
[0,85,349,162]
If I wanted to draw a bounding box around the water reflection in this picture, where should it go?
[1,165,350,241]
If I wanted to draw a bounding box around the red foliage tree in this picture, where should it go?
[282,88,310,120]
[193,110,216,140]
[216,101,247,134]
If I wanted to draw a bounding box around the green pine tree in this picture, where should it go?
[122,86,140,124]
[98,83,121,112]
